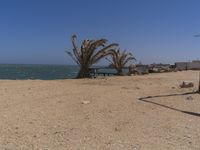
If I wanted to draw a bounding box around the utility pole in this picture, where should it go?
[198,72,200,93]
[194,34,200,93]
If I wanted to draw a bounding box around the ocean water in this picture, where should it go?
[0,64,79,80]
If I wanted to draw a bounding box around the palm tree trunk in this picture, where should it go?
[117,68,124,76]
[76,66,91,78]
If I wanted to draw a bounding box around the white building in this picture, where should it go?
[175,61,200,70]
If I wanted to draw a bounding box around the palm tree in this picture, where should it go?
[106,49,136,75]
[67,35,118,78]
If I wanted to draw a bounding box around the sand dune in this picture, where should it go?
[0,71,200,150]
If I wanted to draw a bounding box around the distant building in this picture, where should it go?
[175,62,189,70]
[175,61,200,70]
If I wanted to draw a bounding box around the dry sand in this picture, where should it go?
[0,71,200,150]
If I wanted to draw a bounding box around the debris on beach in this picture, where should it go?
[186,96,194,100]
[81,101,90,104]
[180,81,194,88]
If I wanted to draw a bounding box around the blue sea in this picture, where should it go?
[0,64,120,80]
[0,64,80,80]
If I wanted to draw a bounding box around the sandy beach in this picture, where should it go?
[0,71,200,150]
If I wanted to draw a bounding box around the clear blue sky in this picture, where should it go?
[1,0,200,65]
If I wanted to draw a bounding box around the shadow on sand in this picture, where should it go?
[138,91,200,117]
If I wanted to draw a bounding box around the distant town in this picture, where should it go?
[132,60,200,75]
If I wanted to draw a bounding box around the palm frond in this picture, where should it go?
[85,39,108,63]
[71,35,82,64]
[107,49,136,74]
[66,51,80,65]
[91,43,118,64]
[122,56,135,66]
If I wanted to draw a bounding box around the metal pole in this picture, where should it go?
[193,35,200,93]
[198,72,200,93]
